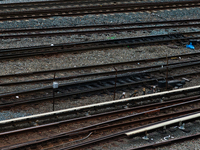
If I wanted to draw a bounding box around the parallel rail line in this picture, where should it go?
[62,111,200,150]
[1,19,200,39]
[2,97,200,150]
[0,0,199,21]
[0,31,200,60]
[0,94,198,137]
[0,61,200,109]
[1,51,200,78]
[0,0,134,10]
[2,84,200,127]
[1,59,199,86]
[3,18,200,33]
[1,0,200,149]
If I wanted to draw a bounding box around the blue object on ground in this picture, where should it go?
[186,42,195,49]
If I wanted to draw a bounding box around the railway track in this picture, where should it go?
[3,85,200,129]
[1,56,198,86]
[1,19,200,39]
[0,58,199,109]
[51,111,200,150]
[1,94,200,149]
[1,0,200,149]
[0,0,139,11]
[1,51,200,82]
[0,0,199,21]
[0,31,199,60]
[0,94,198,136]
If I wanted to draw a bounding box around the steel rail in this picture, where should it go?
[0,0,133,9]
[1,94,199,137]
[3,102,200,150]
[2,18,199,33]
[1,32,186,53]
[0,51,200,79]
[0,0,199,21]
[0,58,200,107]
[1,19,200,39]
[1,84,200,128]
[0,31,199,60]
[1,64,200,109]
[1,59,199,86]
[2,89,200,150]
[61,111,200,150]
[1,22,200,39]
[0,113,186,150]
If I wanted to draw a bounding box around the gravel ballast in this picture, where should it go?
[0,1,200,149]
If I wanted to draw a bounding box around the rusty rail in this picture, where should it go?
[0,51,200,79]
[2,97,200,150]
[59,111,200,150]
[1,59,200,109]
[0,58,199,86]
[1,19,200,38]
[0,0,199,21]
[0,0,134,10]
[0,31,199,60]
[0,94,198,136]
